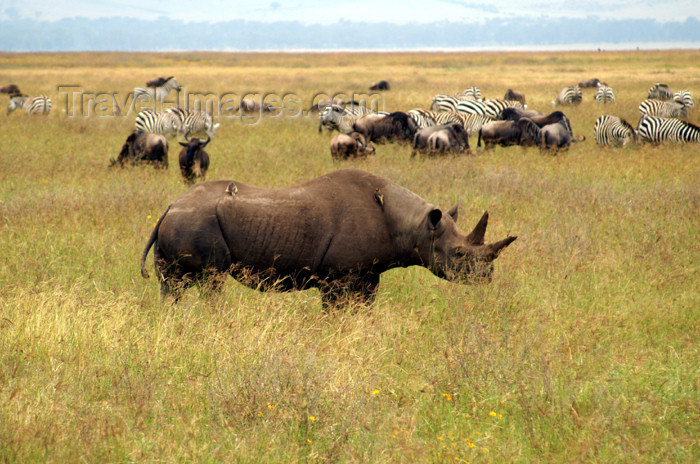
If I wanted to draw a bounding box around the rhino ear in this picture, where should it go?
[466,211,489,245]
[427,209,442,230]
[446,204,459,222]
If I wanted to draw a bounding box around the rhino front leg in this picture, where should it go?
[319,273,380,309]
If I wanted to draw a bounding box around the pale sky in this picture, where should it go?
[2,0,699,23]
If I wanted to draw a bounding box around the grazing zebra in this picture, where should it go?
[648,83,673,101]
[430,94,460,113]
[456,86,482,101]
[135,110,183,137]
[407,108,493,134]
[133,76,181,107]
[455,99,522,119]
[7,94,52,114]
[553,86,583,105]
[318,104,386,133]
[636,115,700,143]
[484,99,524,119]
[593,115,636,146]
[166,108,219,137]
[674,90,694,108]
[594,85,616,104]
[638,99,688,119]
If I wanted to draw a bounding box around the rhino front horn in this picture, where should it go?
[466,211,489,245]
[486,236,518,260]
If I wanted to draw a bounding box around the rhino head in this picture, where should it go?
[419,207,517,283]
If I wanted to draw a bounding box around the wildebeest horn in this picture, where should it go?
[466,211,489,245]
[201,133,211,147]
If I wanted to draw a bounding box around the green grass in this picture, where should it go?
[0,50,698,463]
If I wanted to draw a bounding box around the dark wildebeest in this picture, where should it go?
[499,107,543,121]
[515,118,543,147]
[110,131,169,168]
[504,89,526,105]
[0,84,20,94]
[330,132,375,160]
[477,120,521,148]
[369,80,390,91]
[412,123,470,156]
[178,132,211,184]
[240,98,273,113]
[578,78,606,88]
[140,168,517,305]
[353,111,417,143]
[540,122,572,151]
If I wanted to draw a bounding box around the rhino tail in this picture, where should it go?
[140,204,171,278]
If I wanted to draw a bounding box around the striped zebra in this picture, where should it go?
[648,83,672,101]
[638,99,688,119]
[167,107,219,137]
[594,85,615,104]
[135,110,183,137]
[674,90,694,108]
[318,104,386,133]
[456,86,482,101]
[554,86,583,105]
[407,108,493,134]
[593,115,636,146]
[637,115,700,143]
[7,94,52,114]
[456,99,522,119]
[133,76,181,107]
[430,94,460,113]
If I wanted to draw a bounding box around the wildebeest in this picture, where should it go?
[477,120,521,148]
[178,132,211,183]
[412,123,469,156]
[110,131,169,168]
[499,107,543,121]
[330,132,375,160]
[140,168,517,305]
[240,98,273,113]
[540,122,572,151]
[369,80,390,91]
[514,118,543,147]
[353,111,417,143]
[504,89,526,105]
[578,78,605,88]
[0,84,20,94]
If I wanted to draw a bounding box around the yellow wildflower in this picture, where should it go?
[372,389,380,395]
[309,416,316,422]
[489,411,497,417]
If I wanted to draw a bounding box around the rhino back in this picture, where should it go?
[215,170,397,277]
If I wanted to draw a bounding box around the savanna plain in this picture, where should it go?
[0,50,698,463]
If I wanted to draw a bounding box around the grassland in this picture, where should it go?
[0,50,698,463]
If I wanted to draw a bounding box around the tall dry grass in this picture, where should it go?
[0,50,698,463]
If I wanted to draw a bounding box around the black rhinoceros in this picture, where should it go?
[140,168,516,305]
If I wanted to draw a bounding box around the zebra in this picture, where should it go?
[7,94,52,114]
[674,90,694,108]
[166,108,219,138]
[134,110,183,137]
[318,104,386,133]
[456,86,482,101]
[133,76,181,108]
[408,108,493,134]
[637,115,700,143]
[430,94,460,113]
[594,85,616,104]
[483,99,524,119]
[553,86,583,105]
[638,99,688,119]
[593,115,636,146]
[648,83,673,101]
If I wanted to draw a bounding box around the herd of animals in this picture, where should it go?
[1,74,697,303]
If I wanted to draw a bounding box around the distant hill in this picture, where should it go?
[1,16,699,51]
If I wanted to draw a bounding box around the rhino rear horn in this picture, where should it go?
[466,211,489,245]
